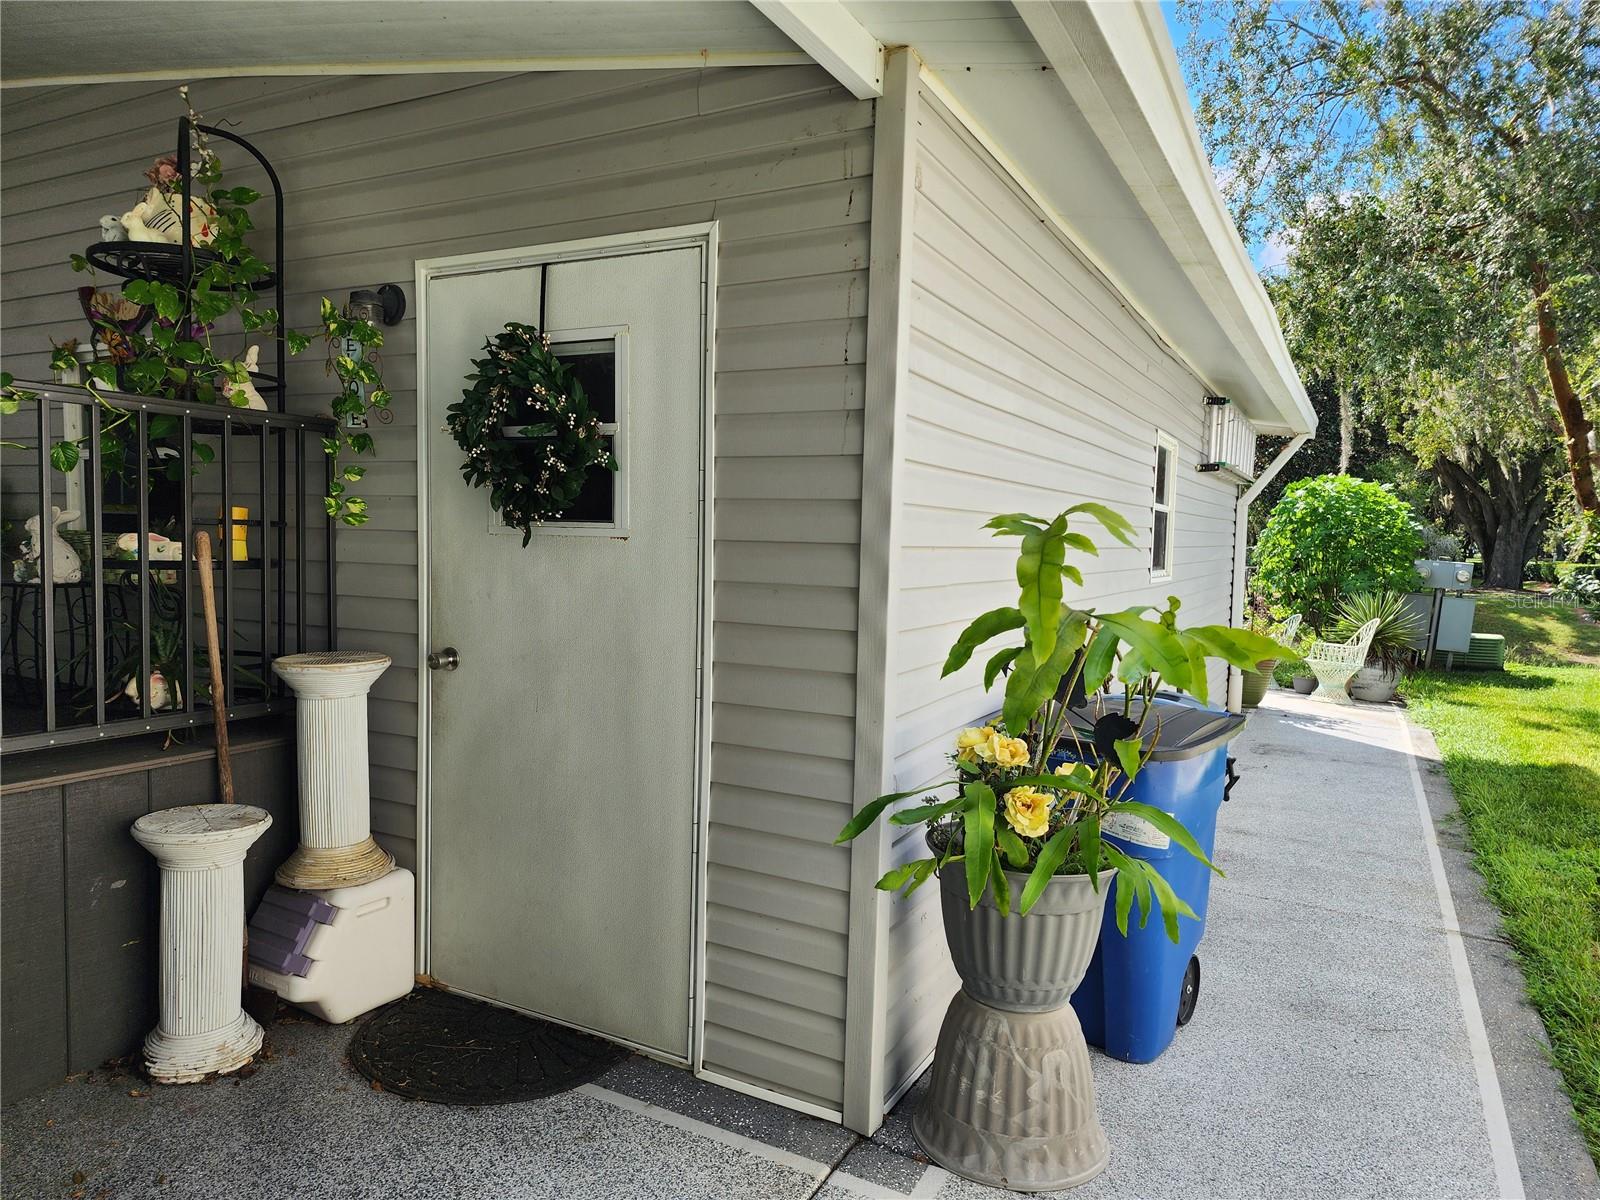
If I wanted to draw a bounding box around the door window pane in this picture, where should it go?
[507,336,622,530]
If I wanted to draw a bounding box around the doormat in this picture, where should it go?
[348,988,629,1105]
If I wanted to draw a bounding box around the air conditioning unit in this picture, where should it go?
[1198,397,1257,483]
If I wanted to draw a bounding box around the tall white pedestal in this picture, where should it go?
[131,804,273,1083]
[270,651,393,890]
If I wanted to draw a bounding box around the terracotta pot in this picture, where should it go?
[914,858,1116,1192]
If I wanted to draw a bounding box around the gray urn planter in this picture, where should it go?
[915,859,1117,1193]
[1349,663,1400,703]
[937,858,1113,1011]
[1292,675,1317,695]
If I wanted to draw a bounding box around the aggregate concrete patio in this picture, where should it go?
[3,692,1594,1200]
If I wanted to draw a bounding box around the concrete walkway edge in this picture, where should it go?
[1404,715,1600,1200]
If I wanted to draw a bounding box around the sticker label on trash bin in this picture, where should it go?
[1102,810,1171,850]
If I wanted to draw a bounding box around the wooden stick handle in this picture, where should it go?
[195,531,233,804]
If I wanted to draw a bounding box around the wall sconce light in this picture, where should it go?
[339,285,406,429]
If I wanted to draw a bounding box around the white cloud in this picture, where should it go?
[1255,226,1295,274]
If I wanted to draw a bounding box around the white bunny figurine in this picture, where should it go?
[222,345,268,411]
[99,215,128,242]
[121,186,217,246]
[21,507,83,584]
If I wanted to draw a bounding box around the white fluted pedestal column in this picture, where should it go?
[270,651,393,890]
[131,804,272,1083]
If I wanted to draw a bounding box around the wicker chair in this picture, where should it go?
[1278,614,1303,644]
[1302,617,1379,705]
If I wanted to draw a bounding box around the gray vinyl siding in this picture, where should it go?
[1,66,868,1114]
[878,86,1241,1103]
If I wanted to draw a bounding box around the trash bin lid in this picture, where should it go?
[1061,696,1246,761]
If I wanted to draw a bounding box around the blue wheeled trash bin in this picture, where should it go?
[1049,696,1245,1063]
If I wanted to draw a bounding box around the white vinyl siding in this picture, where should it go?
[877,84,1240,1106]
[0,65,868,1116]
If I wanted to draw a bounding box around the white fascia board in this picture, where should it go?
[751,0,886,98]
[1015,1,1315,436]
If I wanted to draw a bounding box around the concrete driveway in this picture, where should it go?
[3,693,1593,1199]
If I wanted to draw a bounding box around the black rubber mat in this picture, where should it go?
[348,988,628,1105]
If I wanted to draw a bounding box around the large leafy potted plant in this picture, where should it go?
[1331,591,1421,702]
[836,507,1284,1190]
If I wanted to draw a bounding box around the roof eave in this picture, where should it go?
[1014,0,1315,436]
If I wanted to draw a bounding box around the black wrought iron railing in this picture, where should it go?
[1,381,337,752]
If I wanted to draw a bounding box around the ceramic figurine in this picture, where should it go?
[19,507,83,584]
[99,214,128,242]
[121,186,217,247]
[124,670,179,711]
[222,345,268,411]
[114,531,184,562]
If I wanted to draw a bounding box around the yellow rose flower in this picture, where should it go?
[1003,786,1052,838]
[955,726,992,763]
[987,730,1030,768]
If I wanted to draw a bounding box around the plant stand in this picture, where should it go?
[131,804,272,1083]
[270,651,393,890]
[913,866,1112,1192]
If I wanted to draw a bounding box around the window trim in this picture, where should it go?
[1151,431,1177,580]
[487,324,630,539]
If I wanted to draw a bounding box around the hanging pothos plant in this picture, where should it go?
[0,86,390,526]
[444,322,616,545]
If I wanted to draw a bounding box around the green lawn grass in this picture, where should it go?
[1470,589,1600,666]
[1405,595,1600,1163]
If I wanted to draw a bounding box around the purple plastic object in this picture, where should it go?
[248,886,337,977]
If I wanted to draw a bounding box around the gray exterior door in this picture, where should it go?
[422,243,706,1060]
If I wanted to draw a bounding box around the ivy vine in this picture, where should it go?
[1,87,391,526]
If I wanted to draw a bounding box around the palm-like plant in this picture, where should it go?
[1329,591,1421,674]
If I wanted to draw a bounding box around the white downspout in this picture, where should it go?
[1226,433,1311,713]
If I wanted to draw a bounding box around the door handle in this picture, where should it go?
[427,646,459,671]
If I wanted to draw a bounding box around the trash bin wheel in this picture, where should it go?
[1176,955,1200,1027]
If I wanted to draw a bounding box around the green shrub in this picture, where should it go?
[1252,475,1424,632]
[1546,507,1600,565]
[1555,564,1600,611]
[1526,561,1600,587]
[1557,562,1600,586]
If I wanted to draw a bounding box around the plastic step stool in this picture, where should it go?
[248,868,414,1024]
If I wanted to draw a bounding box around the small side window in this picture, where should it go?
[1151,432,1177,578]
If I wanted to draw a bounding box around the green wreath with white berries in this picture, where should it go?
[445,322,616,545]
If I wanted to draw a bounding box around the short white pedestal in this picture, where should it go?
[131,804,273,1083]
[270,651,393,890]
